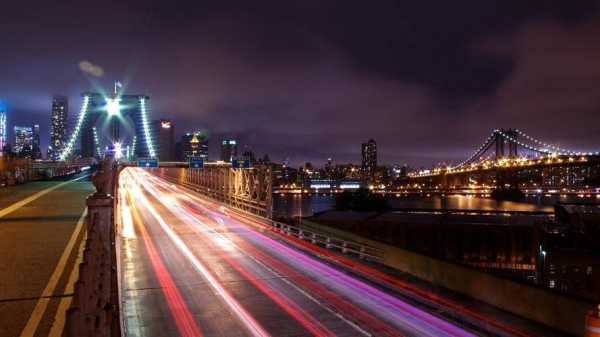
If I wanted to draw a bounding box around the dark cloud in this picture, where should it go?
[0,0,599,166]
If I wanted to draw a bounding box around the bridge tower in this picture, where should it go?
[495,129,519,160]
[59,89,157,160]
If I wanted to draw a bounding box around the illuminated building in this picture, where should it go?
[152,119,175,161]
[14,126,34,157]
[220,138,237,162]
[241,148,256,164]
[32,124,41,159]
[48,95,68,160]
[179,131,208,161]
[361,138,377,176]
[0,109,6,156]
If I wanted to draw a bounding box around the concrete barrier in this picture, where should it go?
[301,219,594,336]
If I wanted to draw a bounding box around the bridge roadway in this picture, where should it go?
[120,167,530,337]
[0,173,93,337]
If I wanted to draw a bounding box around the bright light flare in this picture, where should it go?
[105,97,121,116]
[114,142,123,160]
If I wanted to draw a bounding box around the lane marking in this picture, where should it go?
[18,209,87,337]
[47,230,87,337]
[0,175,88,219]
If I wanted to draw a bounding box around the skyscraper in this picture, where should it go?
[49,95,68,160]
[179,131,208,161]
[0,109,6,156]
[152,119,175,161]
[361,138,377,176]
[220,139,237,162]
[32,124,41,159]
[14,126,34,157]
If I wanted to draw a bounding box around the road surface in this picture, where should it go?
[0,173,93,337]
[119,167,502,337]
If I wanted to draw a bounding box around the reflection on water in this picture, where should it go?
[273,193,598,218]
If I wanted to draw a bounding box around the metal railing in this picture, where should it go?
[152,168,385,264]
[269,220,385,263]
[152,167,273,218]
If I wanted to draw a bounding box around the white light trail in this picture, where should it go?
[129,174,270,337]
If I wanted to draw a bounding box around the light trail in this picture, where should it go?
[179,185,534,337]
[131,168,481,337]
[179,212,338,337]
[127,177,272,337]
[128,195,203,337]
[170,201,373,337]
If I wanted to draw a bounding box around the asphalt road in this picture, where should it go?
[119,167,495,337]
[0,174,94,337]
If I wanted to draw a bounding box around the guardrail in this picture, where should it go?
[152,166,273,218]
[269,220,385,263]
[148,168,385,264]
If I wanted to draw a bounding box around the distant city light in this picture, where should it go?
[340,183,361,189]
[161,120,171,129]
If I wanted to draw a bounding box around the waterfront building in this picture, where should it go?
[361,139,377,176]
[241,148,256,164]
[32,124,41,159]
[0,109,6,156]
[13,126,34,157]
[179,131,208,161]
[49,95,68,160]
[220,138,237,162]
[152,119,175,161]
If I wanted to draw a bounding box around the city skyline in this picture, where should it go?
[1,3,600,337]
[2,2,600,166]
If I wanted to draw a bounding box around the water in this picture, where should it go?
[273,193,600,218]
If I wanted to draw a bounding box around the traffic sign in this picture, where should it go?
[231,159,251,169]
[137,158,158,168]
[189,157,204,169]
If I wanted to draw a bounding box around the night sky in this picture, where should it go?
[1,1,599,167]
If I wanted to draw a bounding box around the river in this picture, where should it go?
[272,193,600,218]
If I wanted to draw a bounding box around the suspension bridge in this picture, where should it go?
[58,86,156,162]
[406,128,600,192]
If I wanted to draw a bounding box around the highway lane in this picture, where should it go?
[0,173,93,337]
[119,167,487,337]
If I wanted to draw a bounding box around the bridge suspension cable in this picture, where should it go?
[139,97,156,158]
[59,95,90,161]
[92,126,102,158]
[513,129,575,155]
[452,128,600,170]
[452,130,497,169]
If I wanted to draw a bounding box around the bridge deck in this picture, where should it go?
[119,168,494,337]
[0,174,94,337]
[117,168,578,337]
